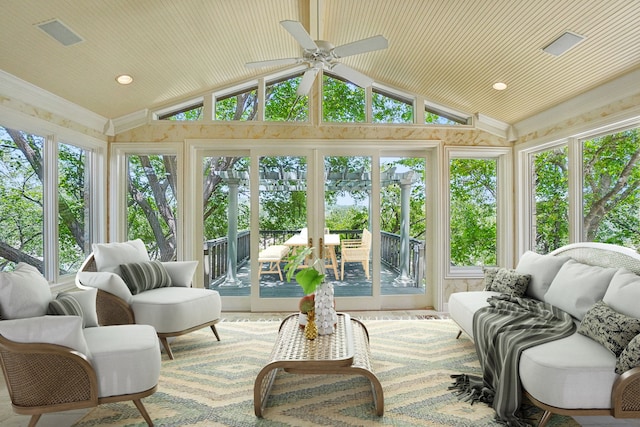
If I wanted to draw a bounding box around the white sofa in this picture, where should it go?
[0,262,160,426]
[448,242,640,426]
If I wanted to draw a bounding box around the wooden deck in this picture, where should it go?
[211,262,425,297]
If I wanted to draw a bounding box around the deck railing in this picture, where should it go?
[204,229,425,287]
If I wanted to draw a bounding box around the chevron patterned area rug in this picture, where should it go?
[73,318,578,427]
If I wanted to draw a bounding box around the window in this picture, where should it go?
[372,89,413,123]
[530,146,569,253]
[0,125,97,279]
[425,105,470,125]
[126,154,178,260]
[158,104,203,121]
[58,142,93,273]
[215,86,258,121]
[582,128,640,247]
[0,126,45,272]
[265,74,309,122]
[449,158,498,268]
[323,73,365,123]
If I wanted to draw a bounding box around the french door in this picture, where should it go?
[197,146,429,312]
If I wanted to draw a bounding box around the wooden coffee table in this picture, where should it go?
[254,312,384,417]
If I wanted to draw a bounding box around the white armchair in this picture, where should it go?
[76,239,222,360]
[0,262,160,427]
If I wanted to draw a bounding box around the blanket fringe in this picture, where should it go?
[449,374,494,406]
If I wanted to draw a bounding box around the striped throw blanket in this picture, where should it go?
[451,294,575,426]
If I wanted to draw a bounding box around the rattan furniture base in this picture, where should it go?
[254,312,383,417]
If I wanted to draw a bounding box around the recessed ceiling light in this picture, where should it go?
[116,74,133,85]
[493,82,507,91]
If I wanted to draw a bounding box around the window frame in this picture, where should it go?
[444,146,512,278]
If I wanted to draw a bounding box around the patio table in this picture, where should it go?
[284,233,341,279]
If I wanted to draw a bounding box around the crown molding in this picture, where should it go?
[110,109,150,134]
[474,113,515,141]
[0,70,108,135]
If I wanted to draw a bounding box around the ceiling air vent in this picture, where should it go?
[542,31,585,56]
[36,19,83,46]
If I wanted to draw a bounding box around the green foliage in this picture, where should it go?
[322,74,365,122]
[283,246,325,295]
[372,92,413,123]
[449,158,497,266]
[265,76,308,121]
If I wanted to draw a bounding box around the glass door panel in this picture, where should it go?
[324,155,372,296]
[203,156,250,297]
[258,155,308,298]
[380,156,427,295]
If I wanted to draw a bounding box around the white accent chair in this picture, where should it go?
[0,262,160,427]
[76,239,222,360]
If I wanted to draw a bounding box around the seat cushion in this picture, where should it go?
[519,331,617,409]
[448,291,501,339]
[131,287,221,334]
[83,324,160,398]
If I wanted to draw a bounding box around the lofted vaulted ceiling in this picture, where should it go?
[1,0,639,125]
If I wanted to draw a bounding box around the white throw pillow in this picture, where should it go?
[603,268,640,318]
[92,239,150,276]
[77,271,133,304]
[543,259,617,320]
[67,288,99,328]
[161,260,198,287]
[0,262,52,319]
[515,251,571,301]
[0,315,90,357]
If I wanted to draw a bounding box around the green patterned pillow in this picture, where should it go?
[47,293,85,327]
[578,301,640,356]
[490,268,530,297]
[119,260,171,295]
[482,267,500,291]
[616,333,640,374]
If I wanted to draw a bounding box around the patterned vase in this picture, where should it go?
[304,309,318,340]
[315,281,337,335]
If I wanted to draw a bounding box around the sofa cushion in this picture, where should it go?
[577,301,640,356]
[47,288,99,328]
[92,239,150,276]
[130,287,221,334]
[83,324,160,398]
[120,260,171,295]
[0,315,90,357]
[616,333,640,374]
[519,331,617,409]
[490,268,530,297]
[515,251,570,300]
[77,271,133,304]
[543,259,617,320]
[0,262,51,319]
[603,268,640,318]
[161,260,198,287]
[482,266,500,290]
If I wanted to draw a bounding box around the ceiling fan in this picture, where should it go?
[246,20,388,96]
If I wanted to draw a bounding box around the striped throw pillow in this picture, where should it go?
[119,260,172,294]
[47,293,85,327]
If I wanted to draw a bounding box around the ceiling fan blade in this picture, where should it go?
[330,63,374,88]
[333,35,388,58]
[297,67,320,96]
[280,20,318,51]
[245,57,301,69]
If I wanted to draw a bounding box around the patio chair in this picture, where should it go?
[340,229,372,280]
[76,239,222,360]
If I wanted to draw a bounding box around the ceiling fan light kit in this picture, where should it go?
[246,20,388,96]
